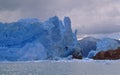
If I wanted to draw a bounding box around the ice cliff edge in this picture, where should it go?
[0,16,81,61]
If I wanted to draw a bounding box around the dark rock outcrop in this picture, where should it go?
[93,47,120,60]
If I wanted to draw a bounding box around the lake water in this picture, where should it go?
[0,60,120,75]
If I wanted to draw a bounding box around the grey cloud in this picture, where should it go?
[78,22,120,34]
[0,0,120,34]
[0,0,21,11]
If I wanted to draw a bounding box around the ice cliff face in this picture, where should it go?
[0,16,81,61]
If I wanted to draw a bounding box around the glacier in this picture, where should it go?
[0,16,120,61]
[0,16,81,61]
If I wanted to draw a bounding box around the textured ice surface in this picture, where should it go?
[0,16,80,61]
[96,38,120,51]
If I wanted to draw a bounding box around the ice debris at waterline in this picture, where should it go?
[0,16,81,61]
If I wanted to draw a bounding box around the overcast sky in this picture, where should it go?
[0,0,120,34]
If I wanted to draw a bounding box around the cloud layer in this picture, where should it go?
[0,0,120,34]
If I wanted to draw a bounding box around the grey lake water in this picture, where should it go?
[0,60,120,75]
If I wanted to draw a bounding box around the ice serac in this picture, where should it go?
[63,17,81,58]
[64,17,74,46]
[0,16,81,61]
